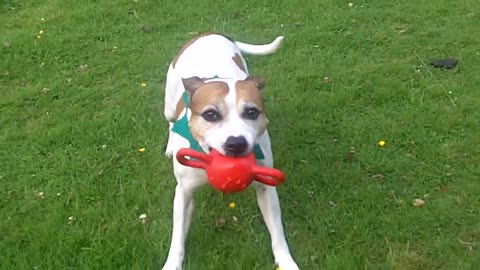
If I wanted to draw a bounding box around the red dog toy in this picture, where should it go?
[176,148,285,193]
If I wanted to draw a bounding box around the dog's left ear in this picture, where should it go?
[245,76,265,91]
[182,76,205,97]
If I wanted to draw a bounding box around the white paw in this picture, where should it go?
[275,251,299,270]
[277,260,300,270]
[161,259,182,270]
[165,149,173,158]
[165,125,175,158]
[165,139,174,158]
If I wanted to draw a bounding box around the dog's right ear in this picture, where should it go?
[182,76,205,97]
[245,76,266,91]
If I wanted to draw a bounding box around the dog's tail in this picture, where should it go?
[234,36,284,56]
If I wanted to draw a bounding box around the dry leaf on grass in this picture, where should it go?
[215,217,226,229]
[372,174,385,180]
[347,146,356,162]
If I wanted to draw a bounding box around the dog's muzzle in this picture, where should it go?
[224,136,248,157]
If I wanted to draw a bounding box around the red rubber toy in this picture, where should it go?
[176,148,285,193]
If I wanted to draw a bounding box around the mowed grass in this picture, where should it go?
[1,0,479,269]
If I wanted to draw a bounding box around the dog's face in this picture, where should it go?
[183,76,268,157]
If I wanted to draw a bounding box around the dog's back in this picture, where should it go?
[172,33,247,80]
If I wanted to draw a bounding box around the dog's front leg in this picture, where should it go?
[162,184,193,270]
[254,184,300,270]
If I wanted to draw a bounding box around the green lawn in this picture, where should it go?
[1,0,479,269]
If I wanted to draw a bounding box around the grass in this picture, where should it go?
[1,0,479,269]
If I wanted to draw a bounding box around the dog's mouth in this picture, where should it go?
[226,150,249,157]
[207,146,251,157]
[207,146,246,157]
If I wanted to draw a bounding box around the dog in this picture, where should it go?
[162,32,299,270]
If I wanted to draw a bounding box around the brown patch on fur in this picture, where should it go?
[245,76,265,90]
[235,80,269,133]
[232,53,246,73]
[190,82,230,112]
[172,32,233,68]
[173,76,227,121]
[189,82,229,141]
[235,80,265,110]
[174,98,185,120]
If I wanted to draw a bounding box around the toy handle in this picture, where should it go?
[176,148,211,169]
[252,166,285,186]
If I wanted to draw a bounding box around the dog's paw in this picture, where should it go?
[275,252,300,270]
[277,262,300,270]
[164,149,173,158]
[161,260,182,270]
[164,126,175,159]
[164,139,174,158]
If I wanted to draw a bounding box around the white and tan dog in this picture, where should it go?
[162,32,299,270]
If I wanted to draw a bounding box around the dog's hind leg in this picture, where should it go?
[164,65,181,122]
[165,123,175,158]
[253,184,300,270]
[164,65,181,158]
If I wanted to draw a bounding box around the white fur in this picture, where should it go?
[162,34,298,270]
[235,36,285,55]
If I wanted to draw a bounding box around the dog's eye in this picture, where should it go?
[201,110,223,122]
[242,108,260,120]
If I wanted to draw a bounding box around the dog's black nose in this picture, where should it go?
[224,136,248,156]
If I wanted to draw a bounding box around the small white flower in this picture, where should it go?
[348,3,354,7]
[68,216,76,224]
[139,213,148,224]
[102,144,107,149]
[57,192,61,196]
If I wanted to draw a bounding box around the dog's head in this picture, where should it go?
[182,76,268,157]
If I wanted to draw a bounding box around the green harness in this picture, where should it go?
[171,92,265,159]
